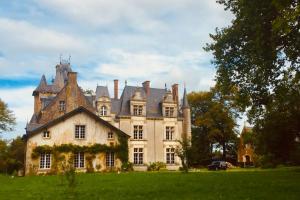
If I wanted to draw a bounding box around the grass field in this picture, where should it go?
[0,167,300,200]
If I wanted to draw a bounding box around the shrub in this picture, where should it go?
[121,162,133,172]
[147,162,166,171]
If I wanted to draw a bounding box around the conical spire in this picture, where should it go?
[182,86,189,109]
[36,75,47,90]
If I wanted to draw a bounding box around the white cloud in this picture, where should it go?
[0,87,34,139]
[0,18,90,54]
[93,49,215,92]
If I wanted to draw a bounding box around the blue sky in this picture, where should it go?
[0,0,234,139]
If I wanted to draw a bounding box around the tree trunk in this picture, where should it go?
[222,141,226,161]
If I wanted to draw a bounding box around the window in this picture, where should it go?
[107,132,113,139]
[166,148,175,164]
[165,107,174,117]
[74,152,84,168]
[106,152,115,167]
[75,125,86,139]
[40,153,51,169]
[43,130,50,138]
[133,125,143,139]
[166,126,175,140]
[133,148,143,165]
[133,105,143,116]
[100,106,107,116]
[59,101,66,111]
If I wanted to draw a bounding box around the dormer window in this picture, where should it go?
[133,105,143,116]
[59,101,65,111]
[100,105,107,116]
[43,130,50,138]
[165,107,174,117]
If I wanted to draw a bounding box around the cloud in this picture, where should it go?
[0,87,34,139]
[0,18,89,54]
[92,49,215,92]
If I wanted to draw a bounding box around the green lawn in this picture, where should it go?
[0,168,300,200]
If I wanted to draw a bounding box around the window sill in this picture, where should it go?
[130,139,147,141]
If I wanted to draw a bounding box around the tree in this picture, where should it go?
[205,0,300,165]
[188,90,237,162]
[0,99,16,134]
[0,137,25,174]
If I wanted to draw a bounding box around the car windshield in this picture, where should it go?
[212,161,220,165]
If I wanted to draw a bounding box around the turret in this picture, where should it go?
[182,87,191,140]
[32,75,47,114]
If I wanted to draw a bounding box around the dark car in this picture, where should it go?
[208,161,227,170]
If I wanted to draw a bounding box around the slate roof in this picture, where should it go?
[96,86,110,99]
[182,87,190,109]
[117,86,168,117]
[33,75,61,95]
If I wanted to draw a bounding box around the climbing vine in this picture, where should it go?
[32,134,129,164]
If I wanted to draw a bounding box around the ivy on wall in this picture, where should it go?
[32,135,129,164]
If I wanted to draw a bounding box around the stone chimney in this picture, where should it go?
[172,84,179,103]
[142,81,150,95]
[67,72,77,86]
[114,79,119,99]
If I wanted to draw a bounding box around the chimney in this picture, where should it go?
[142,81,150,95]
[172,84,179,103]
[114,79,119,99]
[67,72,77,86]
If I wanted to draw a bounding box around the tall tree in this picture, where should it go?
[0,99,15,134]
[206,0,300,164]
[188,91,237,161]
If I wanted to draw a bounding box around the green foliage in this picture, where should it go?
[206,0,300,166]
[121,162,133,172]
[116,134,129,163]
[147,162,166,171]
[188,90,237,161]
[175,138,192,173]
[0,99,16,134]
[0,137,25,174]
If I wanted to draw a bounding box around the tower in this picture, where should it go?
[182,87,191,140]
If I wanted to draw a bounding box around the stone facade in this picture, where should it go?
[25,61,191,174]
[237,126,255,166]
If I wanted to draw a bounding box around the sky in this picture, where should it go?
[0,0,234,139]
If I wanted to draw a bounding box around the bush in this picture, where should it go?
[147,162,166,171]
[121,162,133,172]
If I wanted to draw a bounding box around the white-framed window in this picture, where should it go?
[166,148,175,164]
[133,105,143,116]
[165,107,174,117]
[40,153,51,169]
[106,152,115,167]
[166,126,175,140]
[59,101,66,111]
[75,125,86,139]
[74,152,84,168]
[133,125,143,140]
[133,148,143,165]
[100,105,107,116]
[43,130,50,139]
[107,132,113,139]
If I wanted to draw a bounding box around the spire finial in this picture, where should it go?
[60,54,62,64]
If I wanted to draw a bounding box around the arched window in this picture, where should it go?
[100,106,107,116]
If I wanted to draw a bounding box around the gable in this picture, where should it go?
[27,106,130,139]
[36,72,95,125]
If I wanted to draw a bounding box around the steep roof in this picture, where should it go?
[96,86,110,99]
[182,87,190,109]
[26,106,130,138]
[118,86,167,117]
